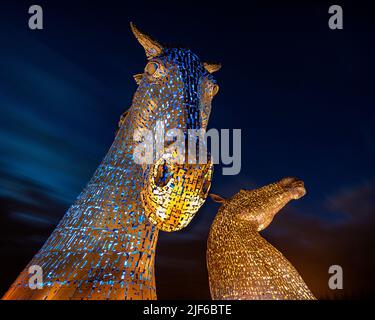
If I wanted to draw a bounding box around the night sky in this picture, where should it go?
[0,0,374,299]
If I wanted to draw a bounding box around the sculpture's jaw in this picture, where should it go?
[141,154,213,232]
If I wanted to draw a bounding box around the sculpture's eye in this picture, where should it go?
[212,84,219,96]
[145,61,159,76]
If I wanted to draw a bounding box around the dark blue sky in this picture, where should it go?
[0,0,374,299]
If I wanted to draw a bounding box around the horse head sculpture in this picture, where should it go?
[129,23,220,231]
[3,23,221,300]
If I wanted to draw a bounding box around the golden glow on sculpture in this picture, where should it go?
[141,153,213,232]
[207,177,316,300]
[2,23,220,300]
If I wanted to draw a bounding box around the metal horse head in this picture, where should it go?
[128,23,221,231]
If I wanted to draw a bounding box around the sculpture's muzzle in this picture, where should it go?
[141,154,213,232]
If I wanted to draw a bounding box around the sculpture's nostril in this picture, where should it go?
[155,162,172,187]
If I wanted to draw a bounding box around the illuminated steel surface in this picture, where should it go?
[207,178,316,300]
[141,154,213,232]
[3,23,219,300]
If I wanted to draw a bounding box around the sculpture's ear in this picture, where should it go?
[130,22,164,59]
[133,73,143,85]
[209,193,226,204]
[203,62,222,74]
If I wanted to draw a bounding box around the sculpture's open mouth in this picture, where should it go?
[141,153,213,232]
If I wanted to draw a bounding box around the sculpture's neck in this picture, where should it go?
[34,118,159,299]
[4,104,166,300]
